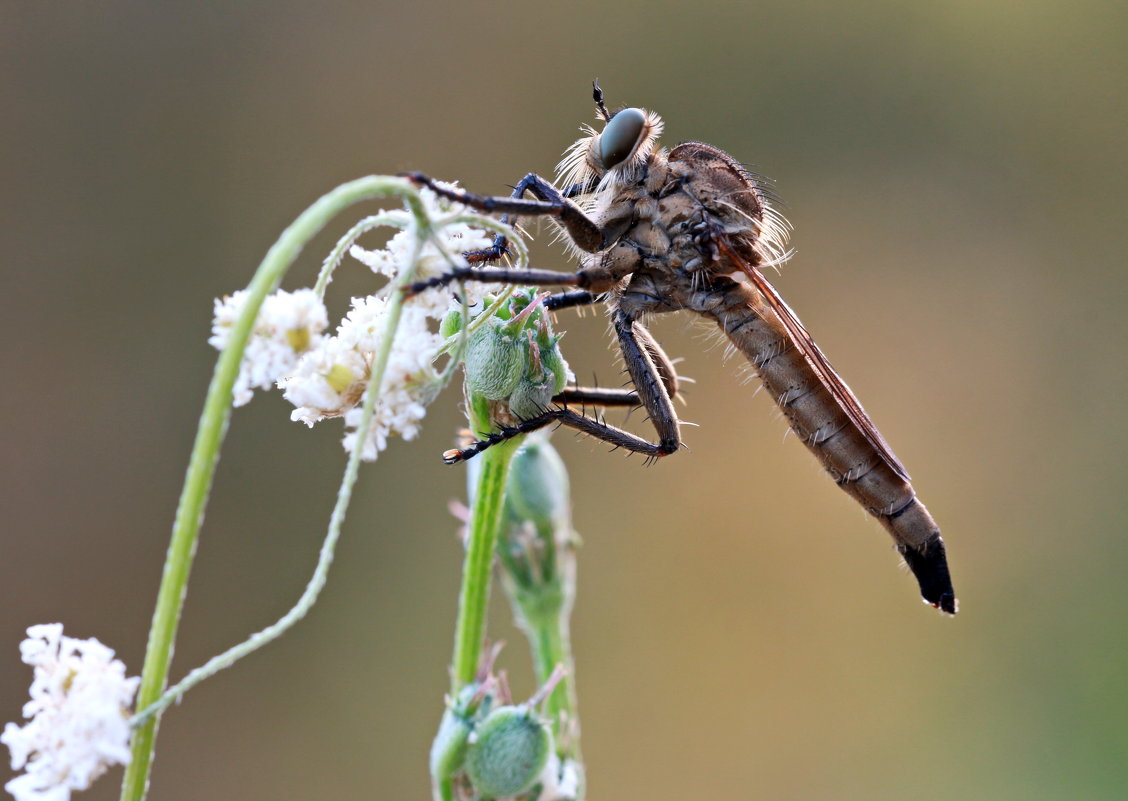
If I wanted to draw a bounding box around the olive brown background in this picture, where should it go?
[2,2,1126,799]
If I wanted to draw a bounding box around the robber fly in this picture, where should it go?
[404,82,956,615]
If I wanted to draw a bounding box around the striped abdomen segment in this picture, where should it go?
[707,282,956,614]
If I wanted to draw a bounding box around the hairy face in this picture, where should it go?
[555,106,665,192]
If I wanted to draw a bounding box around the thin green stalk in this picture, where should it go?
[527,611,577,733]
[450,440,520,693]
[313,212,404,298]
[120,176,421,801]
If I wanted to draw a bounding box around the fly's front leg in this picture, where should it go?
[404,172,641,296]
[465,176,598,263]
[403,171,607,253]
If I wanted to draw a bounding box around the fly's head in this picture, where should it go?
[555,82,664,194]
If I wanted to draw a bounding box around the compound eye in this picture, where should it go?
[599,107,646,169]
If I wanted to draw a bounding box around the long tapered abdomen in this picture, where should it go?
[707,282,956,614]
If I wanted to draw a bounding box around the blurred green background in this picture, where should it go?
[2,2,1126,799]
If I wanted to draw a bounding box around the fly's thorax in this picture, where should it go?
[668,143,766,226]
[667,142,792,266]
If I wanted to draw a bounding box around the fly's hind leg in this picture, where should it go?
[555,321,680,407]
[609,308,680,457]
[444,408,676,464]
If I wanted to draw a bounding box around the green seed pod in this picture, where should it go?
[464,325,525,400]
[429,684,496,781]
[464,706,554,798]
[429,706,472,781]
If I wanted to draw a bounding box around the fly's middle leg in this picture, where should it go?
[610,307,681,458]
[410,265,582,295]
[544,290,600,311]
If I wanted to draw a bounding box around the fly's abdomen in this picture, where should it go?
[707,283,956,613]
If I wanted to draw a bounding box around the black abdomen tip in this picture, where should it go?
[899,537,958,615]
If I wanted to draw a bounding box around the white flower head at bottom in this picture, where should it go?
[2,624,139,801]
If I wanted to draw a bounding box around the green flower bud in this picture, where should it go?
[508,375,556,421]
[490,294,512,320]
[540,336,570,396]
[464,706,554,798]
[505,326,570,420]
[464,325,525,400]
[507,440,570,533]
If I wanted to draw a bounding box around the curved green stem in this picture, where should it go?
[313,212,406,298]
[131,217,420,729]
[119,176,421,801]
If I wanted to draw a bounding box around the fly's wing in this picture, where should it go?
[716,237,912,483]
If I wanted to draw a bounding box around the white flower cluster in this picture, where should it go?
[281,297,445,460]
[2,624,139,801]
[210,183,501,461]
[209,287,328,406]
